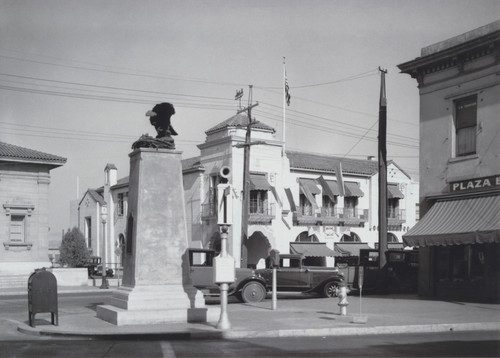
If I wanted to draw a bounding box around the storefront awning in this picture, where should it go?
[344,182,364,197]
[290,242,340,257]
[387,184,405,199]
[334,243,371,256]
[403,195,500,247]
[249,173,271,190]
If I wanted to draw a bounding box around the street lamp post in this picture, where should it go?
[100,204,109,289]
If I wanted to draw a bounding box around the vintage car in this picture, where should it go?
[188,248,268,303]
[84,256,114,278]
[188,249,344,303]
[338,249,418,293]
[255,254,345,299]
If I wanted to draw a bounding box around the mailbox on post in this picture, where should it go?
[28,268,58,327]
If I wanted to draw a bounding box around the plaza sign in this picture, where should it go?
[450,175,500,192]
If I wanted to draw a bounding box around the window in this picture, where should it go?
[388,198,400,219]
[9,215,25,243]
[322,195,337,217]
[299,194,314,216]
[344,197,358,218]
[117,193,126,216]
[250,190,268,214]
[3,203,34,249]
[209,175,218,213]
[455,95,477,156]
[85,217,92,248]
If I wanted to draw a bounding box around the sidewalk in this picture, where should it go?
[5,286,500,340]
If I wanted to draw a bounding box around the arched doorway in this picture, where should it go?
[340,231,361,242]
[295,231,319,242]
[244,231,271,269]
[387,232,399,243]
[295,230,325,266]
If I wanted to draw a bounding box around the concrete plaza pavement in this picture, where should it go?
[2,286,499,340]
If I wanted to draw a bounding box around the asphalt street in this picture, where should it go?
[0,330,498,358]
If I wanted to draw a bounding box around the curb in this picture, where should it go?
[17,321,500,340]
[224,322,500,339]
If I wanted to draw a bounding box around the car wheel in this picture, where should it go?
[323,281,339,298]
[240,281,266,303]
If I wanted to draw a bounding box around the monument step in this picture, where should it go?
[0,274,30,289]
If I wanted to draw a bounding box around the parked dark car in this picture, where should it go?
[255,254,345,299]
[338,249,418,293]
[188,249,344,303]
[84,256,113,278]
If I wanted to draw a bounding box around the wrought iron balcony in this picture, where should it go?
[388,209,406,225]
[201,202,216,219]
[249,201,275,224]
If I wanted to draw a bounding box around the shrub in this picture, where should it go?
[59,227,90,267]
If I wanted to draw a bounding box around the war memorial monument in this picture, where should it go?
[96,103,220,325]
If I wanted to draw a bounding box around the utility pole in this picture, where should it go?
[237,85,259,268]
[378,67,388,271]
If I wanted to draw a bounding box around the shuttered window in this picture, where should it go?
[10,215,25,243]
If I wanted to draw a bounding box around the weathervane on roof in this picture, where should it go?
[132,102,178,150]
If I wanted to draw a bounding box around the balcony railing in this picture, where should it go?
[249,202,275,224]
[388,209,406,224]
[294,207,369,226]
[201,202,216,219]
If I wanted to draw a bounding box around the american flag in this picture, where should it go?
[285,74,291,106]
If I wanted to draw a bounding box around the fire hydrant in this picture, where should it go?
[337,282,349,316]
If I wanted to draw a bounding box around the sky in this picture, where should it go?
[1,0,499,239]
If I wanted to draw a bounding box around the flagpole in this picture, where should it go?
[282,57,286,157]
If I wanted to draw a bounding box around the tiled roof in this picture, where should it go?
[86,189,105,205]
[205,113,275,135]
[0,141,66,165]
[286,151,379,176]
[182,156,203,172]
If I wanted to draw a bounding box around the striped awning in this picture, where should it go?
[284,188,297,212]
[334,243,371,257]
[316,176,340,201]
[388,184,405,199]
[299,178,321,194]
[403,195,500,247]
[344,182,364,197]
[249,173,271,190]
[298,178,319,209]
[290,242,340,257]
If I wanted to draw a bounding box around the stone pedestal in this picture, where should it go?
[97,148,219,325]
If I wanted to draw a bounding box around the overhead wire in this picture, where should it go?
[0,50,420,159]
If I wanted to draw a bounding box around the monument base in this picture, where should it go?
[96,284,220,326]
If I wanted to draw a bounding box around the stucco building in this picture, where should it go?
[399,21,500,301]
[75,113,418,271]
[0,141,66,286]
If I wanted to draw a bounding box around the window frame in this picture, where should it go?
[454,95,477,157]
[249,189,268,215]
[299,193,314,216]
[3,202,34,250]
